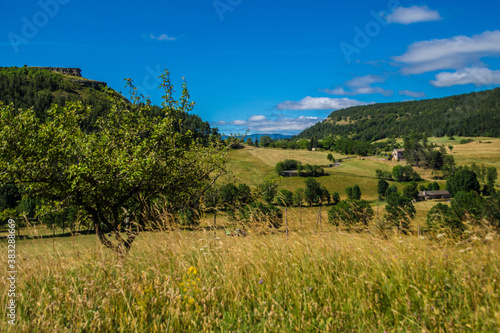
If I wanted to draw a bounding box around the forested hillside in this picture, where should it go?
[295,88,500,141]
[0,67,218,141]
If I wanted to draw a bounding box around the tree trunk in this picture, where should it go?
[89,207,139,256]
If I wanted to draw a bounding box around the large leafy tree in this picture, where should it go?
[0,70,227,254]
[304,177,322,206]
[377,179,389,199]
[345,185,362,201]
[445,168,480,196]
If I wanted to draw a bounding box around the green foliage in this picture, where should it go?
[402,182,419,201]
[377,179,389,199]
[0,67,218,142]
[426,203,463,232]
[346,185,361,200]
[386,185,398,197]
[328,137,374,155]
[275,159,299,176]
[293,188,305,207]
[203,185,221,213]
[486,167,498,184]
[258,179,278,205]
[177,207,200,227]
[295,87,500,141]
[301,164,325,177]
[236,183,253,205]
[385,193,416,232]
[328,199,374,228]
[307,136,318,151]
[392,165,420,182]
[428,182,440,191]
[451,191,483,221]
[276,189,294,207]
[220,183,239,208]
[327,153,334,162]
[483,192,500,229]
[322,136,335,150]
[320,185,331,205]
[375,169,393,180]
[426,190,500,234]
[0,69,227,254]
[259,135,274,147]
[446,168,480,196]
[246,138,254,146]
[238,202,283,229]
[331,191,340,205]
[304,177,322,206]
[0,183,21,214]
[482,183,496,196]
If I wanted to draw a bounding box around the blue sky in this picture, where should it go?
[2,0,500,135]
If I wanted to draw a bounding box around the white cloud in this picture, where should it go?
[226,115,322,134]
[276,96,370,111]
[399,90,426,98]
[430,67,500,87]
[149,33,177,41]
[248,115,266,122]
[323,75,393,97]
[393,30,500,74]
[386,6,442,25]
[346,75,384,87]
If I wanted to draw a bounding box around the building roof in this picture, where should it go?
[393,148,405,152]
[418,190,451,196]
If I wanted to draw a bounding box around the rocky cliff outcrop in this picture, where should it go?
[36,67,107,89]
[36,67,82,77]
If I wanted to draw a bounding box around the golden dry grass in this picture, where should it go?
[2,229,499,332]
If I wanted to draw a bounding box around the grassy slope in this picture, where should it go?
[2,231,499,332]
[225,138,500,226]
[2,138,500,331]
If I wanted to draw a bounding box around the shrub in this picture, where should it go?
[275,159,300,176]
[392,165,420,182]
[377,180,389,199]
[276,189,294,207]
[328,200,374,229]
[238,202,283,229]
[346,185,362,201]
[426,203,463,233]
[385,192,416,233]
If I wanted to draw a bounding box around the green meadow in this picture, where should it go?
[1,137,500,332]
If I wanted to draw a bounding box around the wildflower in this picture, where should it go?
[258,278,263,284]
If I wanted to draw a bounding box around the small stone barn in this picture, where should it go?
[417,190,451,201]
[392,148,405,161]
[281,170,299,177]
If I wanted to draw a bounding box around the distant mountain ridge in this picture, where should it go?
[294,88,500,141]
